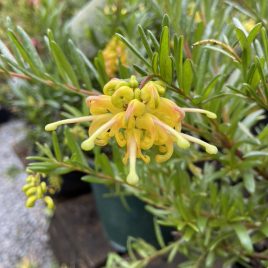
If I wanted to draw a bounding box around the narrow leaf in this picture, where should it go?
[116,33,151,67]
[50,40,79,87]
[233,224,253,253]
[159,26,172,83]
[174,35,184,87]
[138,25,153,59]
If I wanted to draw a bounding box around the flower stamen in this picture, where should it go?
[45,116,95,131]
[181,108,217,119]
[153,117,190,149]
[180,133,218,154]
[126,136,139,185]
[81,114,121,151]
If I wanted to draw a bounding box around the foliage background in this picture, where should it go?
[0,0,268,267]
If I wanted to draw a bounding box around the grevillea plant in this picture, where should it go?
[1,0,268,267]
[45,76,217,184]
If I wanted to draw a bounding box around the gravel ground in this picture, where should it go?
[0,120,55,268]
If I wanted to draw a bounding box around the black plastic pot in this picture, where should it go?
[92,184,173,251]
[0,106,12,124]
[54,171,91,199]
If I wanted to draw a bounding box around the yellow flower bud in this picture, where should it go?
[102,36,127,77]
[141,82,160,109]
[22,184,34,193]
[134,88,141,99]
[111,86,134,108]
[36,186,44,199]
[43,196,55,210]
[103,78,120,95]
[40,182,47,193]
[129,75,139,88]
[25,196,37,208]
[26,175,35,183]
[115,81,130,90]
[25,187,37,197]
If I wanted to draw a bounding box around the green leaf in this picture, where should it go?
[133,64,147,76]
[205,251,215,268]
[16,26,45,72]
[174,35,184,87]
[51,167,73,175]
[162,13,170,28]
[244,151,268,158]
[49,40,79,88]
[235,28,247,48]
[243,173,255,193]
[152,52,159,74]
[98,153,114,177]
[138,25,153,59]
[82,175,108,184]
[153,219,165,248]
[36,142,54,159]
[28,162,59,171]
[182,59,193,94]
[256,57,268,99]
[68,39,92,89]
[247,23,262,44]
[94,51,108,87]
[209,233,232,251]
[64,127,88,167]
[167,242,180,263]
[261,27,268,63]
[52,131,62,161]
[147,30,159,51]
[116,33,151,67]
[159,26,172,83]
[233,224,253,253]
[201,75,221,99]
[260,223,268,236]
[182,227,194,242]
[77,48,99,82]
[0,39,16,63]
[118,59,131,79]
[7,30,41,75]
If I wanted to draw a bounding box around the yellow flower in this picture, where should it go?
[22,173,55,210]
[46,76,218,185]
[102,36,127,77]
[243,18,256,32]
[187,3,202,23]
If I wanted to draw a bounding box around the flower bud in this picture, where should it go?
[25,187,37,197]
[22,184,34,193]
[43,196,55,210]
[40,182,47,193]
[25,196,37,208]
[111,86,134,108]
[103,78,120,95]
[141,82,160,109]
[115,81,130,90]
[36,186,44,199]
[129,75,138,88]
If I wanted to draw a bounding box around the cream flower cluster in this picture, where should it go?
[46,76,217,184]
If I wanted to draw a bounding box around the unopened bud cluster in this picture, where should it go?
[22,174,54,210]
[102,36,127,77]
[46,76,218,185]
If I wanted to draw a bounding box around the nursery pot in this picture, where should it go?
[0,105,12,124]
[54,171,91,199]
[92,184,173,252]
